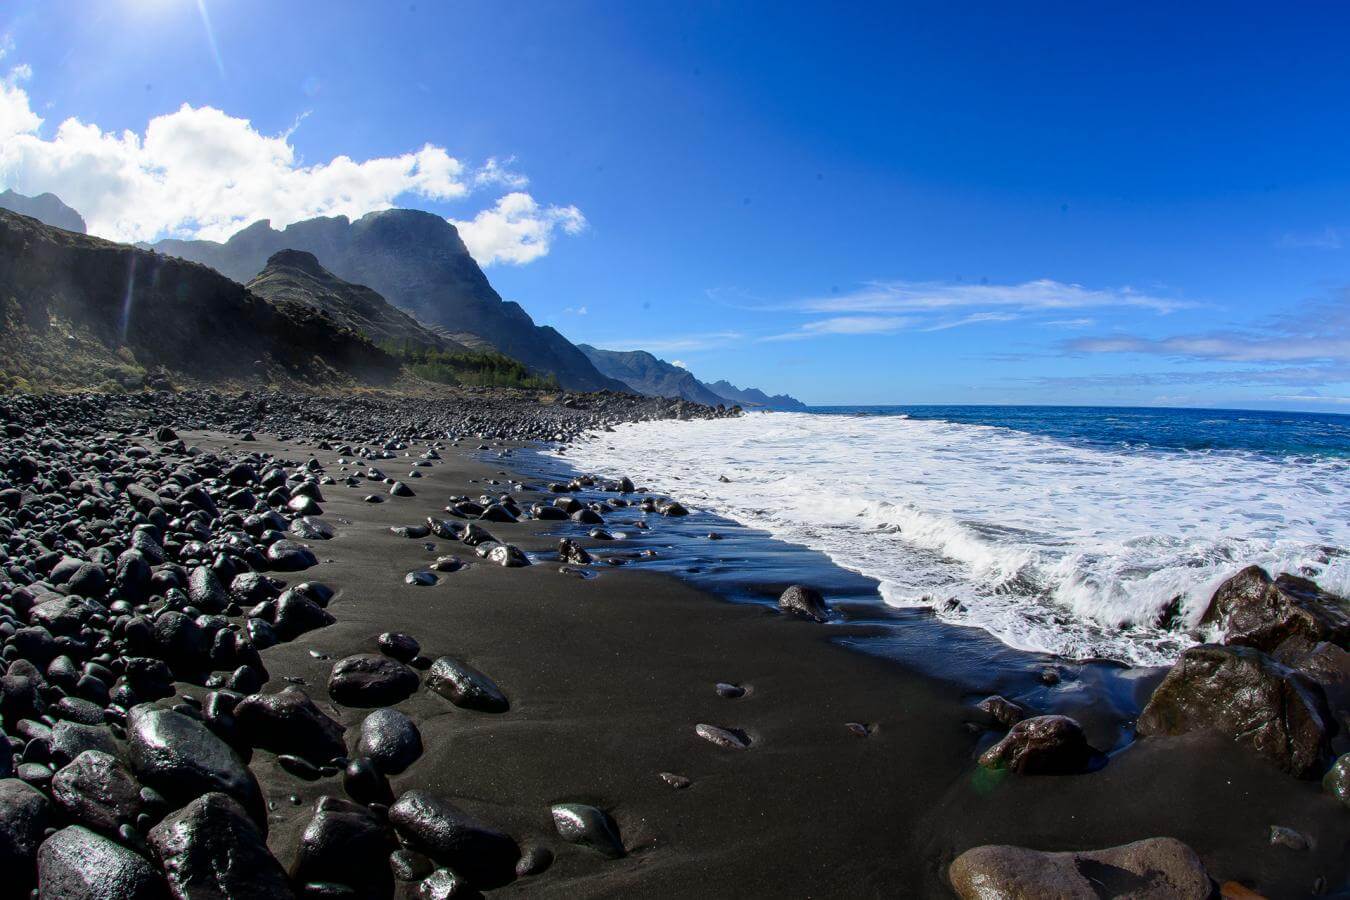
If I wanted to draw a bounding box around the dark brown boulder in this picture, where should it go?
[1200,565,1350,653]
[977,715,1098,775]
[1137,643,1330,777]
[949,837,1211,900]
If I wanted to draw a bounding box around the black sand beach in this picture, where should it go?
[1,392,1347,898]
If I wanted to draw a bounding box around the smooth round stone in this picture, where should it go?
[426,657,509,713]
[377,632,420,663]
[37,825,165,900]
[659,771,692,790]
[328,654,419,707]
[694,723,752,750]
[714,682,746,699]
[515,844,554,877]
[404,571,438,587]
[550,803,624,858]
[355,708,423,775]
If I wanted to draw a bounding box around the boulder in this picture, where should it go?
[126,706,265,827]
[778,585,832,623]
[355,708,423,774]
[148,792,293,900]
[1200,566,1350,653]
[387,790,519,888]
[949,837,1211,900]
[290,797,396,899]
[327,654,419,707]
[37,825,166,900]
[978,715,1098,775]
[233,687,346,763]
[0,778,50,890]
[1325,753,1350,809]
[426,657,509,712]
[50,750,149,836]
[1137,644,1330,777]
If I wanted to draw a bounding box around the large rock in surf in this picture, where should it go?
[977,715,1098,775]
[948,837,1211,900]
[1136,644,1330,777]
[778,585,832,623]
[1200,565,1350,653]
[148,793,293,900]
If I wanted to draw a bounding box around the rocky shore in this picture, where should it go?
[0,389,1347,898]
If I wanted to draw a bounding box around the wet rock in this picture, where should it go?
[234,687,346,763]
[659,771,691,789]
[0,778,50,889]
[417,869,463,899]
[389,482,415,498]
[49,721,119,767]
[187,566,229,614]
[51,750,149,836]
[404,571,438,587]
[558,538,592,565]
[291,517,335,540]
[1269,825,1310,851]
[37,825,166,900]
[342,757,394,807]
[487,544,530,568]
[266,540,318,572]
[356,708,423,775]
[1200,566,1350,653]
[777,585,832,623]
[377,632,420,663]
[273,592,336,640]
[328,654,419,707]
[948,837,1211,900]
[426,657,509,712]
[1324,753,1350,808]
[976,695,1031,730]
[978,715,1098,775]
[148,792,293,900]
[290,797,396,900]
[515,845,553,877]
[695,723,751,750]
[1136,644,1330,777]
[390,848,433,882]
[388,790,519,889]
[126,706,265,827]
[550,803,624,858]
[714,682,746,699]
[429,556,463,573]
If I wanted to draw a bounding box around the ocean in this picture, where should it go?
[550,405,1350,667]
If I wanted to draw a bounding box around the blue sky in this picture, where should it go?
[2,1,1349,410]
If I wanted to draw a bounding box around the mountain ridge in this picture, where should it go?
[0,189,87,234]
[578,345,728,406]
[152,210,629,392]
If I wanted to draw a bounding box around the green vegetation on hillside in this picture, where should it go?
[380,341,559,389]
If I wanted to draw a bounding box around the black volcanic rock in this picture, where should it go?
[706,379,806,410]
[0,189,86,233]
[247,249,466,353]
[578,344,728,405]
[153,209,629,392]
[0,209,399,389]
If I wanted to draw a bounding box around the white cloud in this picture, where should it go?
[1276,227,1342,250]
[450,191,586,266]
[920,311,1019,332]
[792,278,1190,315]
[1067,333,1350,363]
[671,359,687,369]
[590,331,743,354]
[0,64,584,265]
[761,315,917,342]
[563,305,588,315]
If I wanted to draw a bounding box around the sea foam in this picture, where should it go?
[555,411,1350,666]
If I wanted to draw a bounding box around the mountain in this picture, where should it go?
[0,208,398,391]
[152,210,629,392]
[706,380,807,410]
[0,190,87,234]
[578,345,728,406]
[246,249,464,353]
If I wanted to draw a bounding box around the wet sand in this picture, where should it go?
[197,430,1350,897]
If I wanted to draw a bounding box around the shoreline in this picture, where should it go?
[0,392,1346,897]
[211,428,1348,896]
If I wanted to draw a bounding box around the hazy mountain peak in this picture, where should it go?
[0,189,87,234]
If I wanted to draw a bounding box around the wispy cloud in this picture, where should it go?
[790,278,1191,316]
[1045,317,1095,329]
[761,315,917,342]
[920,311,1019,332]
[1027,364,1350,391]
[1276,227,1342,250]
[589,331,744,354]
